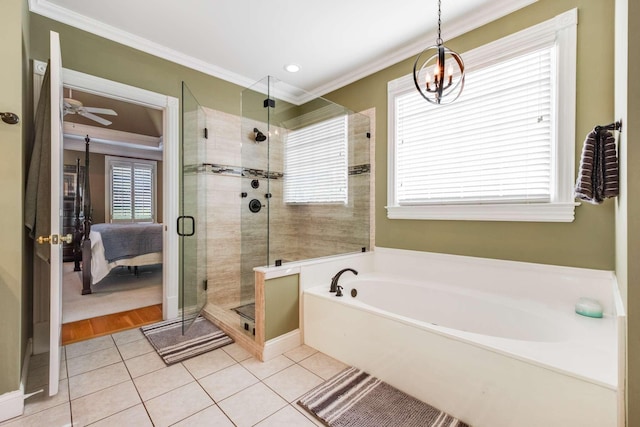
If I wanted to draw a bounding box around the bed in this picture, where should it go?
[88,223,163,285]
[75,137,163,295]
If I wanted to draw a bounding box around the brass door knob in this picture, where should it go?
[60,234,73,244]
[37,236,51,245]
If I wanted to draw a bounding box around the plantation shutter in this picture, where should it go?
[111,163,133,221]
[109,159,155,222]
[284,115,348,204]
[395,46,553,205]
[133,163,154,221]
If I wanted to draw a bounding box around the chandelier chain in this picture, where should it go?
[436,0,442,45]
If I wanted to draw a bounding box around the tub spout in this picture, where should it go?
[330,268,358,293]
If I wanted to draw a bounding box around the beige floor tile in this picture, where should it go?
[221,342,252,362]
[256,404,318,426]
[71,381,140,426]
[87,404,152,427]
[68,362,130,400]
[124,351,166,378]
[293,403,325,426]
[65,336,114,360]
[67,347,122,378]
[144,382,213,427]
[171,404,234,427]
[198,364,259,402]
[241,355,294,380]
[298,352,348,380]
[28,352,49,370]
[133,363,193,401]
[116,338,155,360]
[0,403,70,427]
[263,364,324,403]
[182,348,236,379]
[283,345,318,363]
[112,328,145,346]
[25,364,49,392]
[60,358,67,381]
[218,382,287,427]
[23,379,69,417]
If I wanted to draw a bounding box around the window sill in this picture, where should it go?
[386,202,579,222]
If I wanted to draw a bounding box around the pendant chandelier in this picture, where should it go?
[413,0,465,105]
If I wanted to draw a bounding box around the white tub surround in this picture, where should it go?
[302,248,624,427]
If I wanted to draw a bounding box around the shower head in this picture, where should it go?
[253,128,267,142]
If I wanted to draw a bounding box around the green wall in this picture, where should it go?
[0,0,29,395]
[326,0,615,270]
[615,0,640,424]
[29,14,243,116]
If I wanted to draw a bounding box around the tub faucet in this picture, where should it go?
[330,268,358,293]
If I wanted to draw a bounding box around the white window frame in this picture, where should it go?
[105,155,157,223]
[387,9,578,222]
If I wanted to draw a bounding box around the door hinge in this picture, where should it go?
[204,128,208,139]
[203,279,208,291]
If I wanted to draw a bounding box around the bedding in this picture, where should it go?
[89,223,163,285]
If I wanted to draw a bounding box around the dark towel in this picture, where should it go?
[24,61,51,262]
[575,127,619,204]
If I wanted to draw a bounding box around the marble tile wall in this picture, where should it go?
[200,106,373,309]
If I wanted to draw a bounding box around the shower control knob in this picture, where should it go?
[249,199,262,213]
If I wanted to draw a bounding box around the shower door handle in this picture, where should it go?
[177,215,195,236]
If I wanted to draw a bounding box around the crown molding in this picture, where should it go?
[30,0,537,104]
[305,0,538,100]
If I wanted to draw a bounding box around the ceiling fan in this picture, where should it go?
[63,89,118,126]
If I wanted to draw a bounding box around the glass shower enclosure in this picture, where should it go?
[179,82,208,333]
[219,76,372,339]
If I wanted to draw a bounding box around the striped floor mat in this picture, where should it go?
[141,316,233,365]
[298,367,470,427]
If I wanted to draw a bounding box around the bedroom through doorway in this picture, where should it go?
[61,87,165,324]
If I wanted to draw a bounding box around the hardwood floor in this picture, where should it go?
[61,304,163,345]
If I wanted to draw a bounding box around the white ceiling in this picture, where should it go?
[30,0,536,104]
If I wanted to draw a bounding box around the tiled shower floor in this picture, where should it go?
[1,329,346,426]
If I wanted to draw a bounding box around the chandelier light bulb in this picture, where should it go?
[413,0,465,105]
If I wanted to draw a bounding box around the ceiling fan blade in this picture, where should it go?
[79,111,112,126]
[83,107,118,116]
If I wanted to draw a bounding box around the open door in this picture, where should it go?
[47,30,64,396]
[179,82,207,333]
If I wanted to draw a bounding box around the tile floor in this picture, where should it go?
[1,329,348,426]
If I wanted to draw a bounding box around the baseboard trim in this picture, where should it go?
[0,338,32,422]
[263,329,301,361]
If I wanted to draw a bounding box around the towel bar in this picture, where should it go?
[596,120,622,133]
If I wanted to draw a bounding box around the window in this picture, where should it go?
[284,115,348,204]
[387,9,577,222]
[106,156,157,222]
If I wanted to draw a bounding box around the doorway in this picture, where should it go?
[32,60,180,351]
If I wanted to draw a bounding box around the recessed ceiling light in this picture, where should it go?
[284,64,301,73]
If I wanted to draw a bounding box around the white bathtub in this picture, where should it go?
[302,250,623,427]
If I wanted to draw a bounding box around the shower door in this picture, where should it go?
[179,82,207,333]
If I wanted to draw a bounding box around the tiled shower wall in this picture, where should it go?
[202,107,374,309]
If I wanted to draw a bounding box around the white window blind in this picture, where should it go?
[387,9,578,222]
[284,115,348,204]
[107,157,156,222]
[396,46,553,205]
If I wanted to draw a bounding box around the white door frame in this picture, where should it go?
[33,60,179,323]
